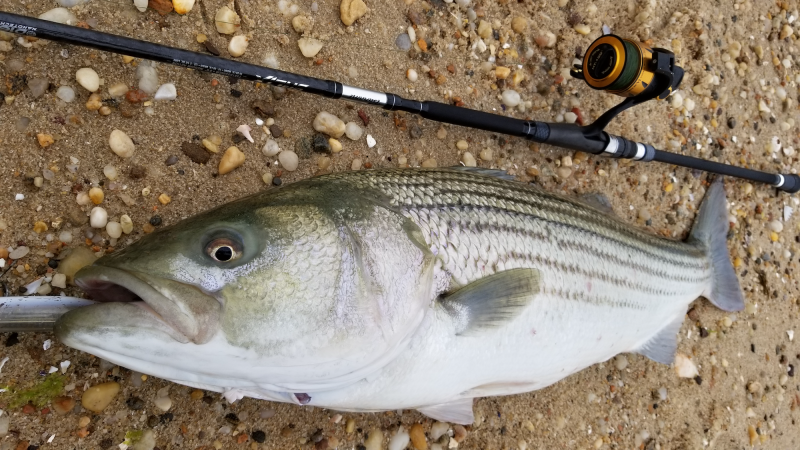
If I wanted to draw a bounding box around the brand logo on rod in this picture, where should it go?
[0,22,37,36]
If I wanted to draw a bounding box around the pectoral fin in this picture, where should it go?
[417,398,474,424]
[440,268,540,336]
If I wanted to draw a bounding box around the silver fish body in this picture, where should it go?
[56,169,743,423]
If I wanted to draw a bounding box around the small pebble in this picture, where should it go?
[81,382,120,412]
[89,187,104,205]
[108,82,129,97]
[340,0,368,26]
[366,134,376,148]
[768,220,783,232]
[106,222,122,239]
[313,111,346,138]
[421,158,438,168]
[263,139,281,157]
[674,353,698,378]
[215,6,241,34]
[351,158,363,170]
[364,428,383,450]
[396,34,411,51]
[52,396,76,415]
[407,69,418,82]
[154,83,177,101]
[502,90,521,107]
[109,130,135,158]
[615,355,628,370]
[56,86,76,103]
[479,148,493,161]
[52,273,67,289]
[279,150,299,171]
[345,122,364,140]
[298,38,324,58]
[229,35,249,57]
[154,396,172,412]
[461,152,477,167]
[120,215,133,234]
[329,138,342,152]
[75,68,100,92]
[158,194,171,205]
[86,93,103,111]
[388,427,410,450]
[409,424,427,450]
[219,146,245,174]
[90,207,108,228]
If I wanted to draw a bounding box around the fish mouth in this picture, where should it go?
[68,265,221,344]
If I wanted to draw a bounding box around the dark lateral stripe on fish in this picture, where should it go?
[437,220,708,284]
[409,205,707,271]
[372,178,694,257]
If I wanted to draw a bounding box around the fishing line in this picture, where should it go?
[0,11,798,193]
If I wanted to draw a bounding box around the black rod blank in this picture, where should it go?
[0,11,797,193]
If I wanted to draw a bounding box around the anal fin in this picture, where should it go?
[633,313,685,364]
[417,398,474,424]
[440,268,540,336]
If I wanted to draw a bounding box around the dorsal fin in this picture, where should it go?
[440,268,540,336]
[578,193,615,215]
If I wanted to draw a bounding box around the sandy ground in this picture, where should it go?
[0,0,799,448]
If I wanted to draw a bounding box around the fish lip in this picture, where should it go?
[73,265,221,344]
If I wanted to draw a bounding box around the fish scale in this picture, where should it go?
[335,170,712,304]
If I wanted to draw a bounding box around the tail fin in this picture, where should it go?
[689,178,745,311]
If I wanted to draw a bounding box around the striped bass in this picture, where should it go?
[55,168,744,424]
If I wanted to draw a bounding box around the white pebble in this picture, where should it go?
[228,35,249,57]
[38,8,77,25]
[674,353,698,378]
[658,387,668,400]
[501,89,521,107]
[9,246,30,259]
[297,38,324,58]
[430,422,449,441]
[768,220,783,232]
[103,164,118,181]
[278,150,299,171]
[56,86,75,103]
[75,68,100,92]
[108,82,129,97]
[133,0,148,12]
[388,427,410,450]
[313,111,346,138]
[407,69,418,82]
[15,193,24,201]
[136,63,160,95]
[106,222,122,239]
[366,134,376,148]
[120,215,133,234]
[58,231,73,243]
[461,152,477,167]
[564,112,577,123]
[109,130,135,158]
[154,396,172,412]
[345,122,364,140]
[684,98,696,111]
[51,273,67,289]
[154,83,177,101]
[90,207,108,229]
[670,92,683,109]
[614,355,628,370]
[262,139,281,157]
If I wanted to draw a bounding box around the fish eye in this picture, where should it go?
[205,237,243,263]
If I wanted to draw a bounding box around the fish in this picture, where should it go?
[55,168,744,424]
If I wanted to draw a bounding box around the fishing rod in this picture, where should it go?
[0,11,797,193]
